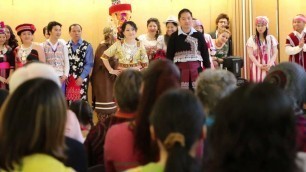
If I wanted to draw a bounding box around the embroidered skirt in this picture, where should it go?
[176,61,202,90]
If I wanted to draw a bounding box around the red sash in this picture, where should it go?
[66,76,81,101]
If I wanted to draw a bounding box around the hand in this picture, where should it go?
[76,77,83,86]
[60,75,67,84]
[109,69,121,76]
[299,39,305,48]
[0,77,7,84]
[260,64,269,71]
[131,65,142,71]
[217,58,224,63]
[6,76,10,83]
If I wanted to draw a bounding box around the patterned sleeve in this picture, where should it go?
[103,42,118,59]
[139,43,149,66]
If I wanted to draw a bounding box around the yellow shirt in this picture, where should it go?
[13,154,74,172]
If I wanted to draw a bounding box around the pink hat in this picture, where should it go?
[255,16,269,27]
[293,14,306,23]
[193,19,203,27]
[0,21,5,35]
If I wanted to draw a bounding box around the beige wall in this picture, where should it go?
[1,0,230,51]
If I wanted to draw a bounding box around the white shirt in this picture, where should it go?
[178,27,197,36]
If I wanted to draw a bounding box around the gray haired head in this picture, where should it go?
[264,62,306,107]
[195,69,237,115]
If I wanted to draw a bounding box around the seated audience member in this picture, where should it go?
[0,78,73,171]
[127,89,205,172]
[195,69,237,161]
[104,59,180,172]
[8,62,84,143]
[84,69,142,168]
[264,62,306,152]
[70,100,94,133]
[8,63,87,172]
[195,69,237,125]
[204,83,301,172]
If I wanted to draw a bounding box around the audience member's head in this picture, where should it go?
[195,69,237,116]
[114,69,142,114]
[264,62,306,109]
[135,59,180,163]
[70,100,93,128]
[0,78,67,170]
[150,89,204,172]
[206,83,298,172]
[9,63,61,93]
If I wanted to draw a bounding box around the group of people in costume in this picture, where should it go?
[1,0,306,170]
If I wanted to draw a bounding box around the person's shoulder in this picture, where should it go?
[58,39,67,45]
[169,31,179,39]
[22,154,74,172]
[193,31,203,37]
[126,162,163,172]
[109,121,130,132]
[138,34,146,40]
[32,42,44,49]
[157,35,164,40]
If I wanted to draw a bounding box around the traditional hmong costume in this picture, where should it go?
[286,29,306,70]
[285,15,306,70]
[0,45,14,89]
[92,42,117,121]
[42,40,69,93]
[66,39,93,101]
[247,35,278,82]
[166,27,210,90]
